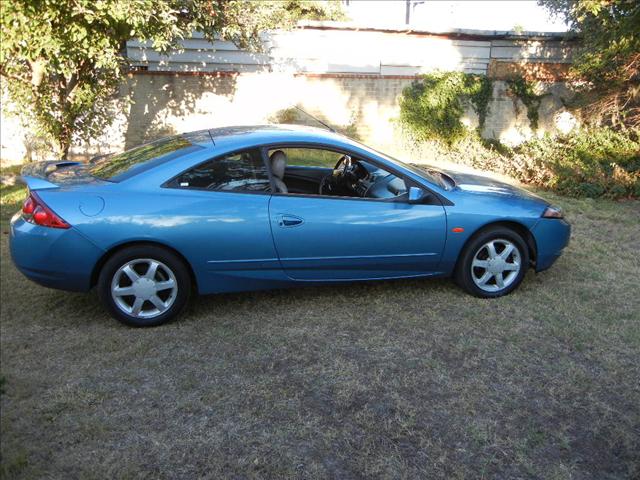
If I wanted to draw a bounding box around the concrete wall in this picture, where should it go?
[0,24,579,164]
[0,71,578,164]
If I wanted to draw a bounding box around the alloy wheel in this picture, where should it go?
[470,239,522,293]
[110,258,178,319]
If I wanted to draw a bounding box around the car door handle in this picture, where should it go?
[278,214,304,227]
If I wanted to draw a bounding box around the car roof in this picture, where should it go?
[207,124,358,150]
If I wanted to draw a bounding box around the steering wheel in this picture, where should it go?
[318,175,330,195]
[334,154,352,172]
[319,155,352,195]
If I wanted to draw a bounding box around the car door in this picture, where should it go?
[266,147,447,281]
[160,147,287,294]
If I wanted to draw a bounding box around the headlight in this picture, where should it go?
[542,205,564,219]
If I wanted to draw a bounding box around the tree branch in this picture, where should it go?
[0,66,33,87]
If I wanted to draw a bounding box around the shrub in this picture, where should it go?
[398,72,492,144]
[409,128,639,199]
[514,128,640,198]
[269,106,361,140]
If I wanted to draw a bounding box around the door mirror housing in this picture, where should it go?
[408,186,429,204]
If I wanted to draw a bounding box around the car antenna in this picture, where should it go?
[294,105,336,133]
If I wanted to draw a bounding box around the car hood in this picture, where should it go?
[436,168,548,204]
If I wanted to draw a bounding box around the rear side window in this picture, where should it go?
[89,132,210,181]
[168,149,271,192]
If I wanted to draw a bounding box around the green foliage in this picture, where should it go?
[332,116,361,141]
[280,0,347,22]
[0,166,27,228]
[269,106,361,140]
[269,148,341,168]
[433,128,639,199]
[538,0,640,128]
[506,78,545,130]
[398,69,638,199]
[0,0,344,159]
[515,128,639,198]
[399,72,493,144]
[269,107,302,125]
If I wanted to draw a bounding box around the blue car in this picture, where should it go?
[10,125,570,326]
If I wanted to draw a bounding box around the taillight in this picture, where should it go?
[22,196,35,215]
[21,192,70,229]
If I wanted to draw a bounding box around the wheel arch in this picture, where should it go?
[456,220,537,270]
[91,240,199,292]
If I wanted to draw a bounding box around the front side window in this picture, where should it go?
[272,148,343,168]
[168,149,270,192]
[266,146,408,200]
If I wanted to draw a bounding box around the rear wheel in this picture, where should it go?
[455,227,529,298]
[98,245,191,327]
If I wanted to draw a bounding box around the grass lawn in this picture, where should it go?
[1,172,639,479]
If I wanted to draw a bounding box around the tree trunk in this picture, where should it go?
[59,141,70,160]
[55,133,71,160]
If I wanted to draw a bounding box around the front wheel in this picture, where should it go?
[455,227,529,298]
[98,245,191,327]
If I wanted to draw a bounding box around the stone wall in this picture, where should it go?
[0,70,578,165]
[0,24,579,164]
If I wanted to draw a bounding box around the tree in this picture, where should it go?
[0,0,344,159]
[538,0,640,128]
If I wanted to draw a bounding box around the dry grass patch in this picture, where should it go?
[1,181,639,478]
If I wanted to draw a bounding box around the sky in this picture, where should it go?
[343,1,569,32]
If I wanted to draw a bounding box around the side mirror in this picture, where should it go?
[408,186,429,204]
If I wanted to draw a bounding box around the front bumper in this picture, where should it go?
[532,217,571,272]
[9,212,104,292]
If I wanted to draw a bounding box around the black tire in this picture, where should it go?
[98,245,192,327]
[454,226,529,298]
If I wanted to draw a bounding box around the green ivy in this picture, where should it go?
[506,77,545,131]
[399,72,493,144]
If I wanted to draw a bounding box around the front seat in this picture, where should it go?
[269,150,288,193]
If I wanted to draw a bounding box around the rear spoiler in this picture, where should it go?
[21,160,82,190]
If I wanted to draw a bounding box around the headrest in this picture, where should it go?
[270,150,287,179]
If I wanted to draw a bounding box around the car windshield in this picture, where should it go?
[89,132,210,181]
[351,142,452,189]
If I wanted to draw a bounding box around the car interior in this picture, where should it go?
[267,148,409,200]
[166,146,413,201]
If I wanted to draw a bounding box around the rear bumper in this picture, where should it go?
[9,212,104,292]
[532,218,571,272]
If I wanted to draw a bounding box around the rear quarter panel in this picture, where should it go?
[41,183,288,295]
[33,147,291,294]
